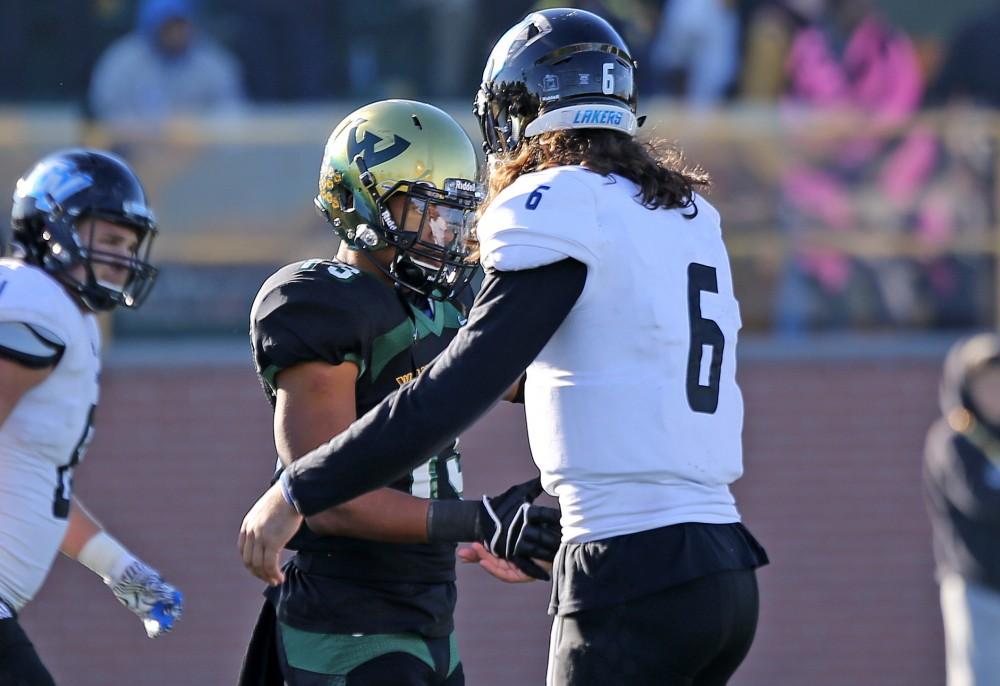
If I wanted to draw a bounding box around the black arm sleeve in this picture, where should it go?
[286,258,587,516]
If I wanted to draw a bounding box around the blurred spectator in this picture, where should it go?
[219,0,335,101]
[88,0,245,124]
[740,0,820,100]
[908,126,995,329]
[427,0,478,97]
[0,2,126,102]
[925,334,1000,686]
[926,5,1000,109]
[771,0,937,333]
[649,0,741,107]
[242,0,440,101]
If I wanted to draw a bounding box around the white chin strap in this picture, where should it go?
[523,104,638,139]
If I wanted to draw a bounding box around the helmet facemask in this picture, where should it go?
[64,213,159,311]
[357,158,480,301]
[314,99,483,301]
[475,84,510,155]
[35,205,158,312]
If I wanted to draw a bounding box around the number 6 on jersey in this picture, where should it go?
[686,263,725,414]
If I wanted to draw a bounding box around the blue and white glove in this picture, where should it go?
[77,532,183,638]
[109,559,184,638]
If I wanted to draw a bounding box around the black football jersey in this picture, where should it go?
[249,258,468,635]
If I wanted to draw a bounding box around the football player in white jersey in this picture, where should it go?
[0,149,182,685]
[240,8,768,685]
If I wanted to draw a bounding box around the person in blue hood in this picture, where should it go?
[88,0,244,124]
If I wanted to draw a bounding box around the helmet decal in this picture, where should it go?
[15,159,93,214]
[318,170,343,210]
[485,13,553,81]
[347,120,412,168]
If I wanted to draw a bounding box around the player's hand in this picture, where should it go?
[108,559,183,638]
[239,481,302,586]
[480,477,561,580]
[459,542,537,583]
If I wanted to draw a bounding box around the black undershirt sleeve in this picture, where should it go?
[286,258,588,516]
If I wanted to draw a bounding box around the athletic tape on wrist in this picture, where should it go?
[77,531,136,585]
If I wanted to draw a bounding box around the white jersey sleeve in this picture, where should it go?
[476,167,603,272]
[0,259,101,612]
[0,259,75,343]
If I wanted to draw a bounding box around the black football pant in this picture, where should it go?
[0,618,56,686]
[238,601,464,686]
[547,568,760,686]
[276,629,464,686]
[280,653,465,686]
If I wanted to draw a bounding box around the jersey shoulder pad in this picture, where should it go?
[0,321,65,368]
[0,259,77,344]
[251,259,370,313]
[477,167,600,272]
[250,259,383,385]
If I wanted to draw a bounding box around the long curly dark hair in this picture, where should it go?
[482,129,711,215]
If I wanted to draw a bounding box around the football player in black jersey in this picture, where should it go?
[237,100,561,686]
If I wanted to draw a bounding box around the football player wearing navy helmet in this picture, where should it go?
[11,149,158,312]
[0,149,181,686]
[240,11,767,686]
[473,6,639,156]
[237,100,561,686]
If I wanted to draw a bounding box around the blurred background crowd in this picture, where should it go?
[0,0,997,338]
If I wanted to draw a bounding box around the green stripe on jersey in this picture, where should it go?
[369,318,415,381]
[279,623,459,675]
[408,299,445,338]
[342,352,367,378]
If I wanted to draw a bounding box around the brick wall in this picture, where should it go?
[17,346,948,686]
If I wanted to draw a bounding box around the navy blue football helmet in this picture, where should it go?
[474,7,639,155]
[11,149,158,311]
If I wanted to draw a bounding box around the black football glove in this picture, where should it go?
[480,477,561,580]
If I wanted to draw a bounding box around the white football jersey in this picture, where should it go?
[478,166,744,543]
[0,259,100,611]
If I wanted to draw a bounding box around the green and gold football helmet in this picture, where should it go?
[315,99,482,300]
